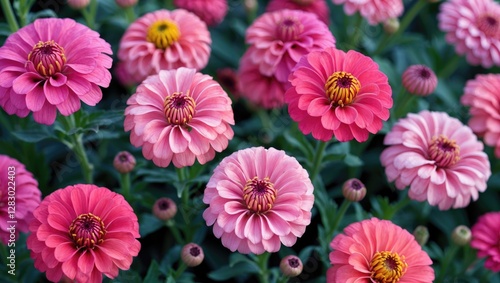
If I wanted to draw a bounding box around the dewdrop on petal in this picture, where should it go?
[181,243,204,267]
[413,225,430,246]
[153,197,177,221]
[342,178,367,202]
[452,225,471,246]
[280,255,303,277]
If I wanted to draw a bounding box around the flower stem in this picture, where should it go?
[384,193,412,220]
[435,244,460,283]
[309,140,328,182]
[1,0,19,32]
[327,199,352,239]
[120,172,131,201]
[166,219,185,245]
[173,261,188,279]
[124,6,136,23]
[81,0,98,30]
[347,14,364,50]
[393,88,417,119]
[436,54,461,78]
[255,253,271,283]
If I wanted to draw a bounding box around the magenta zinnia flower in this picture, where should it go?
[124,67,234,168]
[203,147,314,254]
[332,0,404,25]
[27,184,141,282]
[471,212,500,272]
[438,0,500,68]
[0,155,41,245]
[266,0,330,25]
[381,110,491,210]
[285,47,393,142]
[328,218,434,283]
[118,9,211,83]
[173,0,228,26]
[401,64,438,96]
[0,18,112,125]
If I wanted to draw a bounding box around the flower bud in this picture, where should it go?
[412,225,429,246]
[383,18,400,34]
[244,0,258,14]
[342,178,366,202]
[402,64,438,96]
[115,0,138,8]
[280,255,303,277]
[67,0,90,9]
[452,225,471,246]
[181,243,204,267]
[113,151,136,174]
[152,197,177,221]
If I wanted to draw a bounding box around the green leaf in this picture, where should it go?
[139,213,164,237]
[143,261,162,283]
[344,154,363,167]
[11,128,55,143]
[208,261,260,281]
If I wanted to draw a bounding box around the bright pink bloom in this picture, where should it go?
[438,0,500,68]
[285,47,392,142]
[471,212,500,272]
[461,74,500,158]
[27,184,141,282]
[328,218,434,283]
[203,147,314,254]
[402,64,438,96]
[266,0,330,25]
[118,9,211,83]
[332,0,404,25]
[0,18,112,125]
[124,67,234,168]
[0,155,41,245]
[381,110,491,210]
[173,0,228,26]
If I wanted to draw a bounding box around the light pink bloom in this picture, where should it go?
[266,0,330,25]
[0,18,112,125]
[381,110,491,210]
[27,184,141,283]
[203,147,314,254]
[402,64,438,96]
[173,0,228,26]
[285,47,392,142]
[471,212,500,272]
[332,0,404,25]
[328,218,434,283]
[118,9,211,83]
[438,0,500,68]
[124,67,234,168]
[0,155,41,245]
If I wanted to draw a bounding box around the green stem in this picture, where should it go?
[124,6,136,23]
[328,199,352,238]
[173,262,188,279]
[255,253,271,283]
[81,0,98,30]
[166,219,185,245]
[393,89,417,119]
[61,115,94,183]
[1,0,19,32]
[384,194,412,219]
[435,244,460,283]
[309,141,328,182]
[18,0,34,27]
[436,54,461,78]
[120,173,131,201]
[164,0,174,9]
[347,14,364,50]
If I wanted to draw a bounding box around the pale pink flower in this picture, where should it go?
[332,0,404,25]
[285,47,393,142]
[124,67,234,168]
[402,64,438,96]
[471,212,500,272]
[118,9,211,83]
[381,110,491,210]
[438,0,500,68]
[0,18,112,125]
[328,218,434,283]
[27,184,141,282]
[173,0,228,26]
[266,0,330,25]
[203,147,314,254]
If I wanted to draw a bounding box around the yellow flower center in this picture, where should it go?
[147,19,181,49]
[163,92,196,126]
[243,177,277,214]
[428,135,460,168]
[28,40,67,77]
[325,71,361,107]
[370,251,408,283]
[69,213,106,250]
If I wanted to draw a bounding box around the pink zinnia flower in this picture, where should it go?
[461,74,500,158]
[173,0,228,26]
[0,18,112,125]
[471,211,500,272]
[328,217,434,283]
[0,155,41,245]
[381,110,491,210]
[285,47,393,142]
[27,184,140,282]
[266,0,330,25]
[332,0,404,25]
[401,64,438,96]
[124,67,234,168]
[203,147,314,254]
[118,9,211,83]
[438,0,500,68]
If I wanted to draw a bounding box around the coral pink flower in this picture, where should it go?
[246,9,335,83]
[118,9,211,83]
[285,47,393,142]
[332,0,404,25]
[203,147,314,254]
[266,0,330,25]
[471,212,500,272]
[461,74,500,158]
[0,18,112,125]
[0,155,41,245]
[401,64,438,96]
[328,218,434,283]
[173,0,228,26]
[381,110,491,210]
[124,67,234,168]
[438,0,500,68]
[27,184,141,283]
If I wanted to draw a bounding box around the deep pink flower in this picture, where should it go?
[203,147,314,254]
[118,9,211,83]
[402,64,438,96]
[381,110,491,210]
[328,218,434,283]
[0,155,41,245]
[124,67,234,168]
[0,18,112,125]
[173,0,228,26]
[332,0,404,25]
[438,0,500,68]
[266,0,330,25]
[285,47,392,142]
[27,184,141,282]
[471,212,500,272]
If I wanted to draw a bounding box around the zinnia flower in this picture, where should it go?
[118,9,211,83]
[0,155,41,245]
[380,110,491,210]
[471,211,500,272]
[0,18,112,125]
[27,184,141,282]
[438,0,500,68]
[401,64,438,96]
[203,147,314,254]
[328,217,434,283]
[332,0,404,25]
[461,74,500,158]
[124,67,234,168]
[285,47,393,142]
[266,0,330,25]
[173,0,228,26]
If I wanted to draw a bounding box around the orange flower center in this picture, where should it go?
[69,213,106,250]
[277,17,303,41]
[370,251,408,283]
[428,135,460,168]
[243,177,277,214]
[147,19,181,49]
[163,92,196,126]
[28,40,66,77]
[325,71,361,107]
[477,14,499,38]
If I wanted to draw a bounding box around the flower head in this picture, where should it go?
[328,218,434,283]
[113,151,136,174]
[152,197,177,221]
[0,18,112,125]
[124,67,234,168]
[266,0,330,25]
[342,178,366,202]
[27,184,141,282]
[173,0,228,26]
[471,212,500,272]
[285,47,393,142]
[280,255,303,277]
[381,110,491,210]
[115,0,138,8]
[181,243,204,267]
[67,0,90,9]
[332,0,404,25]
[452,225,471,246]
[402,64,438,96]
[203,147,314,254]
